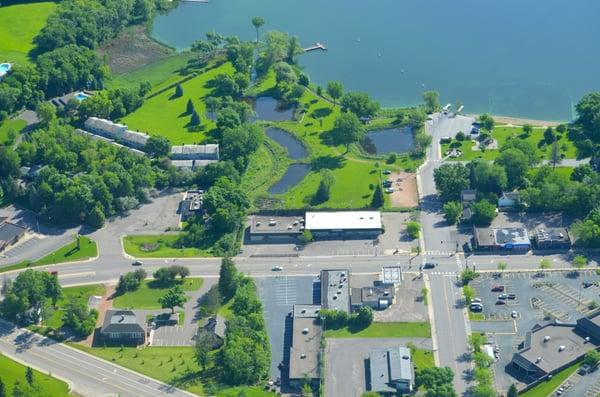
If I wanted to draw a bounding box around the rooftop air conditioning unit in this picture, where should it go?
[302,328,309,334]
[543,336,551,342]
[300,354,306,359]
[559,345,566,352]
[535,357,542,363]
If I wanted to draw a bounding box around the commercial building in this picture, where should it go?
[321,269,350,313]
[473,226,531,251]
[288,304,322,390]
[510,320,598,380]
[0,218,28,253]
[305,211,382,240]
[351,283,396,311]
[180,190,203,221]
[247,215,304,243]
[369,346,415,394]
[99,310,146,344]
[533,228,571,250]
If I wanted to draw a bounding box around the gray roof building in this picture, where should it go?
[170,144,219,160]
[289,305,322,386]
[351,283,395,311]
[249,216,304,238]
[321,269,350,313]
[533,228,571,250]
[369,346,415,394]
[473,226,531,251]
[0,220,27,252]
[100,310,146,343]
[84,117,150,149]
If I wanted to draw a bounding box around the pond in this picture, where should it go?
[362,127,414,155]
[251,97,295,121]
[151,0,600,121]
[265,127,307,160]
[268,164,310,194]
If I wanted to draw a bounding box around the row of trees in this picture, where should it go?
[0,365,49,397]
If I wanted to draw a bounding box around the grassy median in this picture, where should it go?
[324,321,431,338]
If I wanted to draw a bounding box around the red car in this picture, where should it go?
[491,285,505,292]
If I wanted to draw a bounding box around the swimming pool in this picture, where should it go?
[0,63,11,78]
[74,92,90,101]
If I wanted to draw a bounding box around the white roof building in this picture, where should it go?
[305,211,382,231]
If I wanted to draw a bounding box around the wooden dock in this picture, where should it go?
[304,42,327,52]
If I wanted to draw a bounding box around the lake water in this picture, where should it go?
[363,127,414,155]
[268,164,310,194]
[152,0,600,121]
[250,97,295,121]
[265,127,307,159]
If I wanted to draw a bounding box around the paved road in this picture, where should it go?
[0,320,193,397]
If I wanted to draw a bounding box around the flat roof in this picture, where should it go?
[517,324,593,375]
[0,222,27,243]
[305,211,382,231]
[289,308,322,380]
[474,227,530,247]
[249,216,304,235]
[535,228,570,243]
[321,269,350,312]
[370,346,413,393]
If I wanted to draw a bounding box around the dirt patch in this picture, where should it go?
[388,172,418,208]
[98,26,174,75]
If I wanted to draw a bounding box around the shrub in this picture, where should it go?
[406,222,421,239]
[386,153,397,164]
[456,131,466,141]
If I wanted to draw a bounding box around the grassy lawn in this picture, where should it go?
[113,278,202,309]
[0,353,71,397]
[123,234,213,258]
[0,2,57,65]
[121,62,235,144]
[216,387,277,397]
[0,119,26,145]
[413,348,435,370]
[0,236,97,274]
[469,312,486,321]
[520,363,579,397]
[528,166,573,180]
[324,322,431,338]
[45,284,105,330]
[442,125,579,161]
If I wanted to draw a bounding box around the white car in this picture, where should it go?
[272,266,283,271]
[511,310,518,318]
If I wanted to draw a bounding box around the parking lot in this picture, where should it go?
[470,270,600,391]
[256,275,318,385]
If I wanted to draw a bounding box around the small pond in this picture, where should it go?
[265,127,307,160]
[268,164,310,194]
[251,97,295,121]
[362,127,414,155]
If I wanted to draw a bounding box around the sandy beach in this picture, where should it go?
[468,114,564,127]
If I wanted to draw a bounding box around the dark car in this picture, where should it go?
[491,285,505,292]
[423,263,437,269]
[507,293,516,300]
[132,260,143,266]
[496,300,507,305]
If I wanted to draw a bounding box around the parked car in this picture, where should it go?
[511,310,518,318]
[470,126,480,134]
[383,180,393,187]
[382,170,392,175]
[507,293,516,300]
[385,188,395,194]
[498,293,508,300]
[496,300,507,305]
[423,263,437,269]
[491,285,505,292]
[272,266,283,271]
[579,364,593,375]
[132,260,143,266]
[470,303,483,312]
[471,298,482,304]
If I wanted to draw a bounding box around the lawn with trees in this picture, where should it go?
[0,354,71,397]
[323,321,431,338]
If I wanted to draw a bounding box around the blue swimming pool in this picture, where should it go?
[0,63,11,78]
[75,92,90,101]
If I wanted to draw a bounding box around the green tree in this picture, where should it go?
[425,383,457,397]
[35,102,56,127]
[470,200,497,225]
[416,366,454,389]
[468,333,486,353]
[461,269,478,285]
[326,81,343,106]
[314,169,335,204]
[496,148,529,189]
[470,160,507,194]
[463,285,475,305]
[539,259,552,270]
[498,262,507,273]
[251,16,265,42]
[422,90,441,113]
[550,140,562,168]
[507,384,519,397]
[478,114,495,133]
[25,367,33,386]
[320,309,349,329]
[362,393,381,397]
[522,124,533,137]
[220,334,270,385]
[350,306,373,329]
[301,382,313,397]
[219,258,238,301]
[195,330,215,371]
[300,230,313,244]
[144,136,171,158]
[442,201,462,224]
[434,163,470,202]
[0,377,5,397]
[158,285,187,313]
[406,222,421,240]
[544,126,556,143]
[371,184,385,208]
[340,92,380,118]
[332,112,365,153]
[86,205,106,229]
[573,255,588,271]
[583,350,600,367]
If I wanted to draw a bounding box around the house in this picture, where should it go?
[321,269,351,313]
[473,226,531,251]
[369,347,415,395]
[351,283,396,311]
[0,218,28,253]
[288,305,322,390]
[200,314,227,348]
[305,211,383,240]
[99,310,146,344]
[533,228,571,250]
[498,192,522,211]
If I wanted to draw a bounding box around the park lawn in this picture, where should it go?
[106,53,194,92]
[443,125,579,161]
[0,119,26,145]
[520,363,579,397]
[0,236,97,274]
[324,322,431,338]
[216,387,277,397]
[528,166,574,181]
[0,353,71,397]
[113,278,203,309]
[45,284,106,330]
[121,62,235,144]
[123,234,213,258]
[0,2,57,65]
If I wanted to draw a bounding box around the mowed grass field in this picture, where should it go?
[0,2,57,65]
[121,62,235,144]
[324,322,431,338]
[0,119,26,145]
[122,234,213,258]
[0,353,71,397]
[113,278,202,309]
[44,284,105,330]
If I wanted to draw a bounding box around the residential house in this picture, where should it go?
[99,310,146,344]
[498,192,523,211]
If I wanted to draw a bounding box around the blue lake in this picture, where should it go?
[152,0,600,121]
[268,164,310,194]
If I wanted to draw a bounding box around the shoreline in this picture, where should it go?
[467,114,563,127]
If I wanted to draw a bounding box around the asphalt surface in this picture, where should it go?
[0,319,193,397]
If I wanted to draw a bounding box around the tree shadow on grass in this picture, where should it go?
[319,129,336,146]
[310,107,332,119]
[310,155,345,171]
